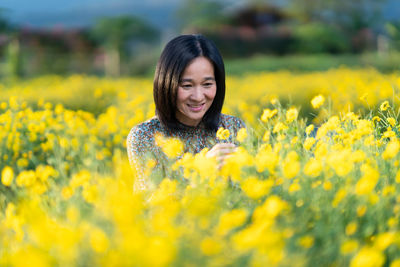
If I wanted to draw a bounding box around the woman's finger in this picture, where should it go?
[206,143,237,158]
[214,143,236,149]
[217,148,235,155]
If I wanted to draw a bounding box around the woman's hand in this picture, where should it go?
[206,143,237,168]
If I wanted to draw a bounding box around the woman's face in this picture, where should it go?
[176,57,217,127]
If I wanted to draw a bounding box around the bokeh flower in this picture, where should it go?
[311,94,325,109]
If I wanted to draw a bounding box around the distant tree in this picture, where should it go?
[286,0,387,31]
[91,15,159,76]
[176,0,229,32]
[0,8,22,78]
[0,8,13,33]
[385,22,400,51]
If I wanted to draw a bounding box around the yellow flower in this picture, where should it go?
[62,186,74,200]
[286,107,298,123]
[236,127,248,142]
[70,170,91,189]
[291,136,299,145]
[357,205,367,217]
[303,158,322,177]
[90,227,109,253]
[298,235,314,248]
[16,170,36,187]
[1,166,14,186]
[270,97,279,105]
[355,164,379,195]
[36,165,57,182]
[261,108,278,122]
[383,128,396,139]
[241,176,273,199]
[155,133,184,158]
[303,137,316,150]
[387,217,397,228]
[387,117,396,127]
[341,239,359,254]
[346,222,358,236]
[253,195,287,220]
[383,185,395,196]
[306,124,314,135]
[16,158,29,168]
[327,149,354,177]
[82,184,99,204]
[282,151,300,179]
[332,188,347,207]
[217,209,247,235]
[311,94,325,109]
[201,237,222,255]
[350,246,384,267]
[372,116,381,123]
[289,183,301,193]
[380,100,390,111]
[150,179,178,205]
[391,259,400,267]
[352,150,366,163]
[373,232,396,251]
[395,169,400,183]
[345,112,359,121]
[323,181,332,190]
[255,146,278,173]
[262,131,270,142]
[66,206,80,224]
[216,127,230,140]
[382,138,400,160]
[273,122,288,133]
[360,93,368,102]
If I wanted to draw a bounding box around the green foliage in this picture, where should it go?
[386,22,400,51]
[91,15,159,57]
[286,0,387,31]
[291,23,350,54]
[0,8,14,33]
[225,53,400,75]
[4,37,23,78]
[176,0,228,31]
[90,15,159,76]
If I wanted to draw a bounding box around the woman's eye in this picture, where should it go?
[203,83,213,87]
[181,84,192,88]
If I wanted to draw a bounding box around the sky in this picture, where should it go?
[0,0,182,29]
[1,0,400,30]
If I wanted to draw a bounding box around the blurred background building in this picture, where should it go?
[0,0,399,77]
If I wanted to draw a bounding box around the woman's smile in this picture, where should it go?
[187,103,205,112]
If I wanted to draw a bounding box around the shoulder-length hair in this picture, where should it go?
[153,34,225,131]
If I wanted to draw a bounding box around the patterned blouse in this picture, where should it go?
[126,114,245,191]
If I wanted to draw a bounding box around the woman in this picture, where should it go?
[127,34,245,191]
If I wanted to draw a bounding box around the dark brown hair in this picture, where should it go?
[153,34,225,130]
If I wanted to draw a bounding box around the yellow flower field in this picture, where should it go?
[1,68,400,266]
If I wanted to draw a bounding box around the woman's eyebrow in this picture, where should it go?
[180,77,215,82]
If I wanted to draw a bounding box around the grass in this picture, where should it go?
[224,52,400,76]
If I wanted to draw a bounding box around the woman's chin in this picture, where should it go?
[178,114,203,126]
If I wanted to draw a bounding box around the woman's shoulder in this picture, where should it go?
[220,113,246,129]
[127,117,162,143]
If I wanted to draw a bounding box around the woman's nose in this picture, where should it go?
[190,87,203,101]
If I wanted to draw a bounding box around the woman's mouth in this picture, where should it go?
[187,103,205,112]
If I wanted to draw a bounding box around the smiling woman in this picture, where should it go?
[127,34,245,191]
